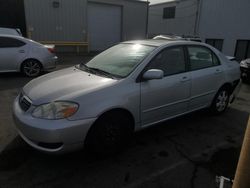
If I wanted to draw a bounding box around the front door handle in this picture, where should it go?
[215,69,222,74]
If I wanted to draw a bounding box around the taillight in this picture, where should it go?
[47,47,55,54]
[44,45,56,54]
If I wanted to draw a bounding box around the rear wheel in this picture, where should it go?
[85,111,133,155]
[210,88,230,114]
[21,60,42,77]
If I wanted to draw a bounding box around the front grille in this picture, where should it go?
[19,93,31,112]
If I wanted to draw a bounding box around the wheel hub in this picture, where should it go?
[216,91,228,112]
[23,61,40,76]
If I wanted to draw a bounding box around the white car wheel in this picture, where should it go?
[22,60,42,77]
[216,90,229,112]
[211,88,230,114]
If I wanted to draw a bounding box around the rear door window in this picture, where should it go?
[187,46,220,71]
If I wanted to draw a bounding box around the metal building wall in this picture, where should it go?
[87,0,148,41]
[24,0,87,42]
[148,0,198,37]
[24,0,147,48]
[198,0,250,56]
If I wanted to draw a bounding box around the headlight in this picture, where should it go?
[240,61,248,68]
[32,101,78,120]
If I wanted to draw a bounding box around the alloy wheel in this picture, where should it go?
[216,90,229,112]
[23,61,41,77]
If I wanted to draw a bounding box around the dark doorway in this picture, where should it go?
[0,0,26,36]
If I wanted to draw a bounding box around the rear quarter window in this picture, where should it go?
[0,37,26,48]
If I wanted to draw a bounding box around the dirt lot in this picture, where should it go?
[0,54,250,188]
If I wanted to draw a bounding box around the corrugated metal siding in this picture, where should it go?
[88,2,122,51]
[198,0,250,55]
[88,0,147,40]
[148,0,198,36]
[24,0,87,42]
[24,0,147,52]
[122,0,148,40]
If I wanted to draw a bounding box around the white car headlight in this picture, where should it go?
[32,101,79,120]
[240,61,248,68]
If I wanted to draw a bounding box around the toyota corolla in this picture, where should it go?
[13,40,241,154]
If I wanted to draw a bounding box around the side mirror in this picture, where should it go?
[142,69,164,80]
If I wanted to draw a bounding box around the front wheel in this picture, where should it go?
[210,88,230,114]
[21,60,42,77]
[84,112,133,155]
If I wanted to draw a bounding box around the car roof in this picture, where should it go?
[0,34,25,39]
[123,39,203,47]
[0,27,22,36]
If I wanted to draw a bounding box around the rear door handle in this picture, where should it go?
[19,50,25,53]
[180,76,190,82]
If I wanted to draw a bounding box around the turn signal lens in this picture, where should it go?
[32,102,78,120]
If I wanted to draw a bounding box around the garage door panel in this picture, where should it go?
[88,3,122,51]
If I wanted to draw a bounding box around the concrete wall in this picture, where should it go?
[24,0,147,42]
[148,0,198,37]
[198,0,250,56]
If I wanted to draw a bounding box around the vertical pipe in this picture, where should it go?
[233,117,250,188]
[194,0,201,36]
[145,0,149,39]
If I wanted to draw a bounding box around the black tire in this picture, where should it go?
[84,111,133,155]
[210,87,230,115]
[21,60,42,77]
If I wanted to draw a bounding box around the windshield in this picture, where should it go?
[82,43,155,78]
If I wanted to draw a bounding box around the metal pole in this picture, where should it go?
[145,0,149,39]
[233,117,250,188]
[194,0,201,36]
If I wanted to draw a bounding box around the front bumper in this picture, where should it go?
[13,96,96,153]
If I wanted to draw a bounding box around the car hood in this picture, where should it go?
[23,67,117,104]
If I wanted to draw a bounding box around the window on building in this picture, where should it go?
[163,7,176,19]
[205,39,224,51]
[234,40,250,61]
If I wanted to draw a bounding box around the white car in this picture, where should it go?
[0,34,57,77]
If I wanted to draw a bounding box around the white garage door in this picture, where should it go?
[88,3,122,51]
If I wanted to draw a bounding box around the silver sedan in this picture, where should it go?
[13,40,241,154]
[0,34,57,77]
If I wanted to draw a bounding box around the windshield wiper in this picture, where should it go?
[79,64,118,79]
[78,64,96,74]
[88,67,117,79]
